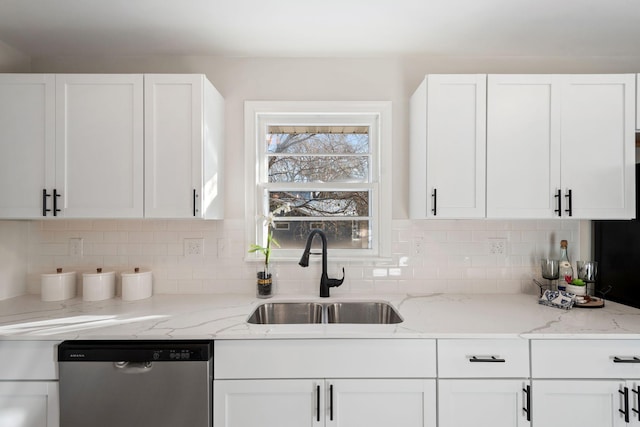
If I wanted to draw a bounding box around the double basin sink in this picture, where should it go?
[247,301,403,325]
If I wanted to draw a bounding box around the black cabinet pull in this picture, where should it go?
[42,189,51,217]
[431,188,437,216]
[522,385,531,422]
[613,357,640,363]
[193,189,197,217]
[469,356,506,363]
[564,189,572,217]
[329,384,334,421]
[53,189,61,216]
[316,385,320,422]
[633,386,640,417]
[554,189,562,217]
[620,387,630,423]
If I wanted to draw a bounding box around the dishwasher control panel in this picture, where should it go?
[58,340,213,362]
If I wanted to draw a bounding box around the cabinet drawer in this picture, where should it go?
[438,339,529,378]
[214,339,436,379]
[0,341,60,380]
[532,339,640,378]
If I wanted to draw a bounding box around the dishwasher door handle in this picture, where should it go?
[114,361,153,374]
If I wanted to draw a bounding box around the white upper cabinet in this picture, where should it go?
[487,75,559,218]
[0,75,55,218]
[410,74,487,218]
[487,74,635,219]
[144,74,224,219]
[559,74,635,219]
[55,74,144,218]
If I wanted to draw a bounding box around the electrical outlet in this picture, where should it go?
[488,238,507,255]
[217,238,226,259]
[413,236,425,255]
[184,238,204,257]
[69,237,83,257]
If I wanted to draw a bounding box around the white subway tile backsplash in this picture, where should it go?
[13,219,582,297]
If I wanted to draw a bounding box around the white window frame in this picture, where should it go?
[245,101,392,262]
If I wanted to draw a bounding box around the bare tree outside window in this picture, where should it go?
[265,127,372,249]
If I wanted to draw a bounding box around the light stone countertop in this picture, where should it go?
[0,293,640,341]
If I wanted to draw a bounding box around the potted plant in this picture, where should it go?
[249,203,291,298]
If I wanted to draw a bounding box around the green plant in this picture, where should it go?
[248,203,291,273]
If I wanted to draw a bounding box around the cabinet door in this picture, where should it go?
[145,74,203,218]
[532,380,627,427]
[0,74,55,218]
[0,382,59,427]
[327,379,436,427]
[487,75,561,218]
[214,379,323,427]
[55,74,143,218]
[439,379,530,427]
[410,75,486,218]
[559,74,635,219]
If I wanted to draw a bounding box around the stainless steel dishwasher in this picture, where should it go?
[58,340,213,427]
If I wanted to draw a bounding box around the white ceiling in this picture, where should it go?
[0,0,639,58]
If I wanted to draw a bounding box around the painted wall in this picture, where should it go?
[0,40,30,72]
[3,54,636,298]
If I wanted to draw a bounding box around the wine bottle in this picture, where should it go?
[558,240,573,291]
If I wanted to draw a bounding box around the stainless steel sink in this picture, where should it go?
[246,302,323,324]
[326,301,403,324]
[247,300,402,324]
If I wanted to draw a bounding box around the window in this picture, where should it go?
[245,101,392,261]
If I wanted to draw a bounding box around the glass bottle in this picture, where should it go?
[558,240,573,291]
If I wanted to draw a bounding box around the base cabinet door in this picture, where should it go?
[438,379,530,427]
[532,380,628,427]
[214,379,323,427]
[327,379,436,427]
[213,379,436,427]
[0,382,59,427]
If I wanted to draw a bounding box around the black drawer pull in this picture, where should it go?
[620,387,630,423]
[42,189,51,216]
[613,357,640,363]
[431,188,437,216]
[522,385,531,421]
[469,356,506,363]
[316,385,320,422]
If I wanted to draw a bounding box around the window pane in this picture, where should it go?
[271,220,371,249]
[268,155,369,183]
[266,129,369,155]
[270,191,369,217]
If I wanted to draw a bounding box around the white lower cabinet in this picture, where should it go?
[531,339,640,426]
[532,380,631,427]
[214,378,435,427]
[437,338,531,427]
[439,379,530,427]
[213,339,437,427]
[0,341,60,427]
[0,382,58,427]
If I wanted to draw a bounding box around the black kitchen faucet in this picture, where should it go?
[298,229,345,297]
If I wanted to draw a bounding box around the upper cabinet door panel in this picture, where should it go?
[426,74,486,218]
[487,75,560,218]
[55,74,144,218]
[559,74,635,219]
[145,74,203,218]
[409,74,486,219]
[0,74,55,218]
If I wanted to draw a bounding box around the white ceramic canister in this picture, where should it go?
[82,268,116,301]
[121,268,152,301]
[41,268,77,301]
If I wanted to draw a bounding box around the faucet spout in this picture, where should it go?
[298,229,345,297]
